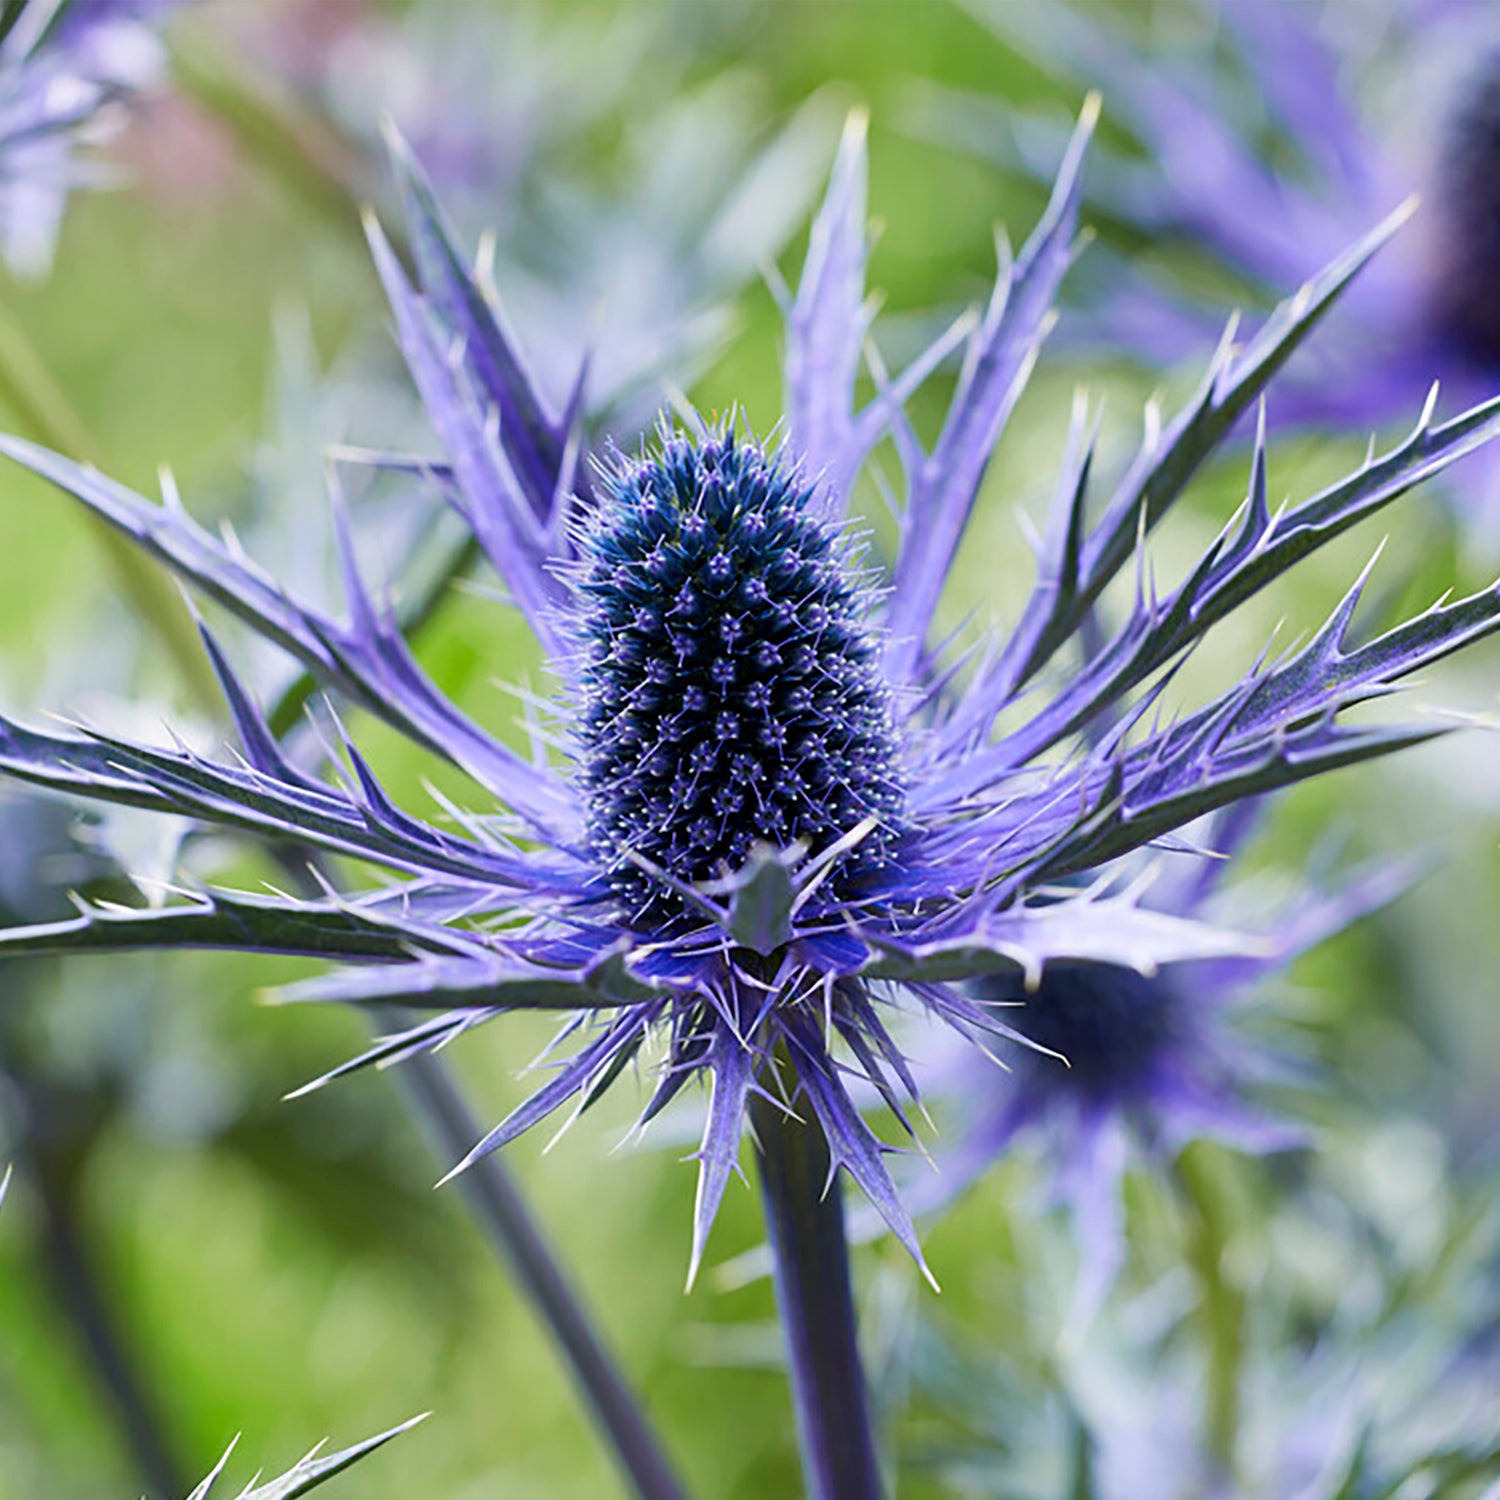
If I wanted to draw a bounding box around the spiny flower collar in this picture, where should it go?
[0,106,1498,1282]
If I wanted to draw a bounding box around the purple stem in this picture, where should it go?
[389,1035,690,1500]
[23,1107,185,1499]
[751,1090,883,1500]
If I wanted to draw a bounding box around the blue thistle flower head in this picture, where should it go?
[956,0,1500,536]
[1,104,1499,1284]
[982,962,1181,1108]
[576,427,905,927]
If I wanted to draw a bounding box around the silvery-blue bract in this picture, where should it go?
[0,105,1497,1283]
[183,1417,423,1500]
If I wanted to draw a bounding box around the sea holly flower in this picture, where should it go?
[905,811,1415,1319]
[0,97,1495,1315]
[0,0,179,276]
[948,0,1500,536]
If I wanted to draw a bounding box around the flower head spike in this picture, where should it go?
[575,426,907,927]
[1,109,1500,1281]
[0,0,179,277]
[950,0,1500,538]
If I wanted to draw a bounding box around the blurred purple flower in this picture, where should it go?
[0,0,179,276]
[0,103,1496,1287]
[908,812,1412,1315]
[953,0,1500,536]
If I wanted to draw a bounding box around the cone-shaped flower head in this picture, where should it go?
[578,432,905,925]
[0,107,1499,1281]
[956,0,1500,535]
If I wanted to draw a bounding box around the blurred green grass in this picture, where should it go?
[1,2,1499,1497]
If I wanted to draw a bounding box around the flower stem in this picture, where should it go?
[751,1088,883,1500]
[0,294,220,712]
[1175,1144,1243,1480]
[22,1106,185,1499]
[389,1036,690,1500]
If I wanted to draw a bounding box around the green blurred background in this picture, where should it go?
[1,2,1498,1496]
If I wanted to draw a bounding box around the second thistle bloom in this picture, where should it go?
[912,819,1411,1313]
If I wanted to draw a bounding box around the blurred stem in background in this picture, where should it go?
[752,1081,884,1500]
[391,1044,690,1500]
[1175,1144,1244,1483]
[0,295,220,711]
[271,815,686,1496]
[12,1062,186,1499]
